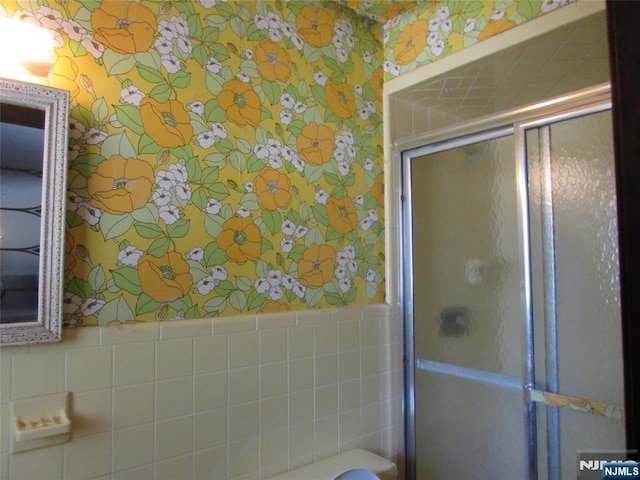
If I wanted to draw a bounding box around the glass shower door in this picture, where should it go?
[402,99,625,480]
[525,109,625,480]
[405,131,528,479]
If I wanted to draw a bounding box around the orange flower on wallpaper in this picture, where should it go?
[87,155,154,214]
[217,79,261,127]
[325,81,356,119]
[296,4,334,47]
[298,244,336,288]
[138,252,193,303]
[372,173,385,209]
[373,281,385,303]
[479,17,517,41]
[255,167,292,211]
[327,196,358,234]
[297,122,335,166]
[255,39,291,82]
[140,97,194,148]
[259,301,291,313]
[91,2,157,54]
[217,217,262,264]
[393,19,428,65]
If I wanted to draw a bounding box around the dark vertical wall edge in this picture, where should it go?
[606,0,640,456]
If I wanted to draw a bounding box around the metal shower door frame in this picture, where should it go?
[400,83,613,480]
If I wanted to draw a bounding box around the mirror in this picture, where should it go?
[0,77,69,346]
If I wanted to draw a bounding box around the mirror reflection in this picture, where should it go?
[0,102,46,323]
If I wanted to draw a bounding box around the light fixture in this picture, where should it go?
[0,16,54,82]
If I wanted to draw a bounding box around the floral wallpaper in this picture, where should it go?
[0,0,385,326]
[0,0,572,327]
[382,0,573,78]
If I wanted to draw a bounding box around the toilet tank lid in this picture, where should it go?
[267,449,398,480]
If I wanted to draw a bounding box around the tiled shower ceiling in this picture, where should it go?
[393,11,610,124]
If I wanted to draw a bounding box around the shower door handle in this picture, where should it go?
[527,387,624,420]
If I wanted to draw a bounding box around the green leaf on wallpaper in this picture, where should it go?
[192,44,209,67]
[132,204,159,224]
[305,288,323,308]
[173,0,195,16]
[76,1,100,13]
[204,242,226,267]
[325,226,340,242]
[323,173,340,186]
[260,105,273,122]
[187,14,203,38]
[331,185,346,199]
[343,172,355,187]
[215,138,234,154]
[208,182,230,201]
[203,153,227,168]
[101,131,136,159]
[150,84,173,103]
[205,73,224,96]
[111,267,143,295]
[230,151,247,172]
[67,39,88,58]
[72,104,95,129]
[261,210,281,236]
[329,70,345,84]
[167,219,190,238]
[135,222,163,239]
[216,2,235,18]
[191,188,207,210]
[325,292,343,306]
[71,153,104,177]
[185,156,203,182]
[114,105,144,135]
[88,265,106,291]
[235,137,252,154]
[200,166,219,184]
[344,287,357,304]
[310,85,328,107]
[247,290,266,310]
[91,97,109,122]
[97,295,134,325]
[303,106,323,125]
[148,237,171,258]
[103,50,137,75]
[188,260,210,282]
[240,193,259,211]
[286,119,305,137]
[287,244,305,263]
[302,45,322,63]
[260,80,280,105]
[461,1,484,18]
[134,50,162,70]
[201,26,220,44]
[138,134,161,155]
[66,211,83,229]
[305,226,325,246]
[169,71,191,89]
[209,43,231,61]
[247,24,265,42]
[304,164,323,184]
[230,16,246,38]
[235,276,252,291]
[261,237,273,254]
[517,0,542,20]
[247,155,263,173]
[99,212,134,240]
[204,215,224,238]
[136,293,161,316]
[229,290,246,311]
[67,276,92,299]
[235,3,252,21]
[137,65,164,84]
[203,296,227,314]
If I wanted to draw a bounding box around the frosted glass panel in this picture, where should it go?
[410,134,522,377]
[527,110,624,479]
[415,370,526,478]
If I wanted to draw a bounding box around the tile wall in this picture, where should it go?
[0,304,403,480]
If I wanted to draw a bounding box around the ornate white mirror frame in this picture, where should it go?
[1,78,69,346]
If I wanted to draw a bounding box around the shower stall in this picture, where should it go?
[401,84,625,479]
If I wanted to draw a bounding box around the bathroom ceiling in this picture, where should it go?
[392,10,610,125]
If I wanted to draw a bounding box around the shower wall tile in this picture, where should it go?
[0,306,402,479]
